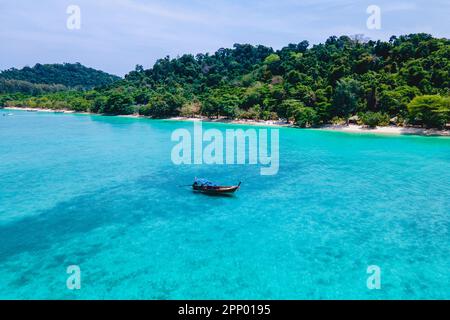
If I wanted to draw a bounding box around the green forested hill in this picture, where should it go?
[0,63,120,93]
[2,34,449,128]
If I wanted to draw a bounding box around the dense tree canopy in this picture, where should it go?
[0,63,120,93]
[1,34,449,128]
[408,95,450,128]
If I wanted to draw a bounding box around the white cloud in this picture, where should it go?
[383,2,418,12]
[0,0,447,75]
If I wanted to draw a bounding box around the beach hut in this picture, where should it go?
[348,115,359,124]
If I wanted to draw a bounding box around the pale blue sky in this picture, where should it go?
[1,0,449,76]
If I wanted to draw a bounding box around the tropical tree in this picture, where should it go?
[142,92,184,118]
[104,91,134,115]
[277,99,303,122]
[332,78,363,123]
[407,95,450,128]
[293,107,319,127]
[360,112,390,128]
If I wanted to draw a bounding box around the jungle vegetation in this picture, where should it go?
[1,34,449,129]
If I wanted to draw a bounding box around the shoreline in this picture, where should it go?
[315,124,450,137]
[166,116,294,128]
[3,106,80,114]
[4,106,450,137]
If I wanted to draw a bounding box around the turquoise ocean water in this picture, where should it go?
[0,110,449,299]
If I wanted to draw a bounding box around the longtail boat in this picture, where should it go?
[193,178,241,195]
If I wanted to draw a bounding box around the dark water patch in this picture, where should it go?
[0,176,183,262]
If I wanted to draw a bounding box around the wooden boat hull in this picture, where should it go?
[193,183,241,195]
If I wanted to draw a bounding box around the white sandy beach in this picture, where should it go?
[4,107,449,137]
[3,106,77,114]
[167,117,450,136]
[317,124,450,137]
[167,116,293,128]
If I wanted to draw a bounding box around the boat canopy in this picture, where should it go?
[194,178,217,187]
